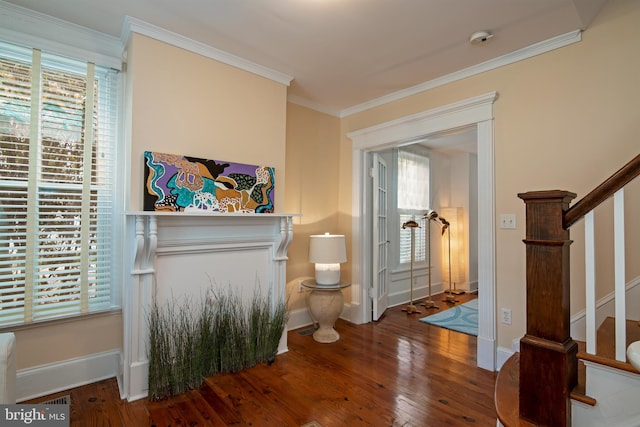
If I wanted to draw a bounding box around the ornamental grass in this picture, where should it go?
[147,287,288,400]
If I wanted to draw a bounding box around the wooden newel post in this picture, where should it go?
[517,190,578,427]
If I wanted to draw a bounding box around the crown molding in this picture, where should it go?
[287,94,341,117]
[339,30,582,118]
[121,16,293,87]
[0,0,123,69]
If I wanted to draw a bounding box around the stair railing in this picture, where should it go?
[564,154,640,362]
[517,153,640,427]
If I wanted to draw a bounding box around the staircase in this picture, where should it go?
[495,154,640,427]
[572,319,640,427]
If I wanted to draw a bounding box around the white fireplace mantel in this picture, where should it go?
[120,211,299,401]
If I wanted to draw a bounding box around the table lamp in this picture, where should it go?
[309,233,347,285]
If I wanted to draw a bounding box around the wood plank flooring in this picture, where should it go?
[28,292,497,426]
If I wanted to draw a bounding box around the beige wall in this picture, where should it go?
[284,103,342,310]
[127,34,288,211]
[335,0,640,349]
[14,32,289,372]
[12,0,639,374]
[14,313,122,370]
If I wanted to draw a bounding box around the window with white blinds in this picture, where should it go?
[397,150,430,265]
[0,41,119,326]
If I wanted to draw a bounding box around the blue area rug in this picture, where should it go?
[419,299,478,336]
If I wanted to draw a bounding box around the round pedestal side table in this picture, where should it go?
[301,279,351,343]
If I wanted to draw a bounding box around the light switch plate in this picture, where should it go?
[500,214,516,229]
[501,308,512,325]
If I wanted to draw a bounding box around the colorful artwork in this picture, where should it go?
[143,151,275,213]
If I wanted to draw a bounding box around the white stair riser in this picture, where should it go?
[572,361,640,426]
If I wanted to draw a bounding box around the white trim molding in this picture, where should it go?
[16,350,121,402]
[121,16,293,87]
[347,92,498,371]
[0,0,123,70]
[339,30,580,118]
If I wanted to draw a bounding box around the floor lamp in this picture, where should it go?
[420,210,439,309]
[401,220,421,314]
[442,207,466,296]
[440,216,459,303]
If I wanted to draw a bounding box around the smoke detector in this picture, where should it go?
[469,31,494,45]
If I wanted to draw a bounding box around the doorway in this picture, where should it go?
[371,129,478,318]
[347,92,497,371]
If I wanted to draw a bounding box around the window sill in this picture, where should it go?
[391,264,432,275]
[0,307,122,333]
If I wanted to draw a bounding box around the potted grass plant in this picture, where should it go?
[147,286,288,400]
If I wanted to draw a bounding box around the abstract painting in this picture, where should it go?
[143,151,275,213]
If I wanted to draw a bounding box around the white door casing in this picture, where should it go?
[372,153,389,321]
[347,92,498,371]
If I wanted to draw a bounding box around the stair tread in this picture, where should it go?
[595,317,640,359]
[496,319,640,425]
[495,353,538,427]
[570,385,597,406]
[576,317,640,374]
[577,350,640,373]
[570,317,640,410]
[573,342,597,406]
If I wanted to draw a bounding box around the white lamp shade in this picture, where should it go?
[440,207,464,285]
[309,233,347,285]
[309,233,347,264]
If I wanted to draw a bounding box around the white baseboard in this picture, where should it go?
[467,280,479,293]
[17,350,121,402]
[126,360,149,402]
[341,302,360,324]
[496,346,515,370]
[477,335,496,371]
[287,307,314,332]
[495,337,521,371]
[388,284,445,308]
[287,303,358,331]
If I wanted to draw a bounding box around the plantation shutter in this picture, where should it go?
[399,215,426,264]
[397,150,430,264]
[0,41,119,326]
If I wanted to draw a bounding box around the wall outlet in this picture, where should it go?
[501,308,512,325]
[499,214,516,229]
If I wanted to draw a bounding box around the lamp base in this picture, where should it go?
[315,264,341,285]
[402,304,421,315]
[421,299,439,309]
[450,289,466,295]
[307,287,344,343]
[443,293,459,303]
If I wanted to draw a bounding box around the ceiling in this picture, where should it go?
[3,0,608,115]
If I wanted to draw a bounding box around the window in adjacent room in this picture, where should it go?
[397,148,430,265]
[0,40,120,327]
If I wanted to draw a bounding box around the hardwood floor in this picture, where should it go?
[28,292,497,426]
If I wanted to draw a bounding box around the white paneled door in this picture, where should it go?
[372,153,389,321]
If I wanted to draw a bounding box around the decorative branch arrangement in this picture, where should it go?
[147,287,288,400]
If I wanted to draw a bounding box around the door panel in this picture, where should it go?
[372,153,389,321]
